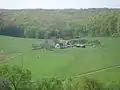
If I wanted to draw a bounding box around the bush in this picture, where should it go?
[39,40,54,51]
[52,38,59,45]
[107,81,120,90]
[0,77,12,90]
[83,77,104,90]
[37,78,64,90]
[32,44,41,50]
[0,65,32,90]
[17,82,37,90]
[87,40,101,46]
[112,33,120,37]
[70,39,80,45]
[1,65,120,90]
[40,43,45,49]
[79,39,88,44]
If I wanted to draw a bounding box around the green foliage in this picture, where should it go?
[87,40,101,46]
[52,37,59,44]
[37,78,64,90]
[1,8,120,39]
[0,77,12,90]
[1,65,120,90]
[112,33,120,37]
[79,39,88,44]
[83,77,104,90]
[32,44,41,50]
[39,39,54,51]
[0,65,33,90]
[107,81,120,90]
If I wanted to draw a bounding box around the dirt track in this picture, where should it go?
[72,64,120,79]
[1,53,120,79]
[0,53,23,63]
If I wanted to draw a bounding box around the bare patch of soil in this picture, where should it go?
[0,54,7,61]
[0,53,20,61]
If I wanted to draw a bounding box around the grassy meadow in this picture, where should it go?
[0,35,42,53]
[0,35,120,83]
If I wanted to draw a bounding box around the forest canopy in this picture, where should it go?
[0,8,120,39]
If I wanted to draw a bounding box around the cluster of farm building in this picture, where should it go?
[32,38,101,50]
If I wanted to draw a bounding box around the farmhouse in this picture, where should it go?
[54,38,88,49]
[76,44,86,48]
[55,43,60,49]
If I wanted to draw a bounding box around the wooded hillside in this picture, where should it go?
[0,8,120,38]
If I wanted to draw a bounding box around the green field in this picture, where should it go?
[0,35,42,53]
[0,35,120,83]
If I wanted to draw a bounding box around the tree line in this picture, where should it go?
[0,8,120,39]
[0,65,120,90]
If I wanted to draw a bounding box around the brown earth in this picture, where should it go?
[0,54,7,61]
[0,53,19,61]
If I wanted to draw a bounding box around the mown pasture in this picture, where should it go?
[0,36,120,83]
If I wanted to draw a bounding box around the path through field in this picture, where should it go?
[0,53,23,64]
[2,52,120,79]
[73,64,120,79]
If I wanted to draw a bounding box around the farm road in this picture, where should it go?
[73,64,120,79]
[0,52,120,79]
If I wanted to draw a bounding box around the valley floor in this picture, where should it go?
[0,36,120,83]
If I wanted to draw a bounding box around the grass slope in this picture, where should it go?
[1,36,120,83]
[0,35,41,53]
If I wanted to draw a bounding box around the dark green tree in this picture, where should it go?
[0,65,33,90]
